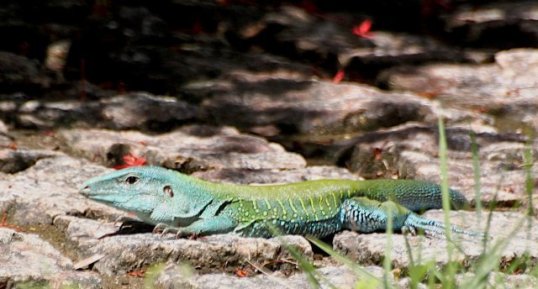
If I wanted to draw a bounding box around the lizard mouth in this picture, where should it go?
[78,185,118,203]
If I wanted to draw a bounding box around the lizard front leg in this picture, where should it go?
[154,215,238,237]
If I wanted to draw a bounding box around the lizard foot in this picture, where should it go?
[153,223,193,238]
[401,225,417,236]
[404,214,486,240]
[152,223,179,235]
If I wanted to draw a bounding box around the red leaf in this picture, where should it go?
[113,153,146,169]
[298,0,318,14]
[7,142,17,150]
[353,19,373,39]
[127,270,145,278]
[192,19,203,34]
[373,147,383,161]
[216,0,229,6]
[0,211,23,232]
[235,268,250,278]
[332,69,345,84]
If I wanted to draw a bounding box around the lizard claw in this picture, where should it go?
[152,223,169,234]
[153,223,187,238]
[162,227,180,236]
[401,225,417,236]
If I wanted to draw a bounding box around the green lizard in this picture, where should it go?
[80,166,478,238]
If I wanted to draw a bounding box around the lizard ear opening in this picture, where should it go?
[163,185,174,198]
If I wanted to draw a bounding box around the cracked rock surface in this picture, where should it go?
[1,1,537,288]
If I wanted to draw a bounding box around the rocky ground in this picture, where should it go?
[1,1,538,288]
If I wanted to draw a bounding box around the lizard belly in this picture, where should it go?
[235,213,344,238]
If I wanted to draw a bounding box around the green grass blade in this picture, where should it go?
[437,115,456,289]
[470,132,482,221]
[307,237,381,284]
[383,207,394,289]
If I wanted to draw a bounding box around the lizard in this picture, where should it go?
[79,166,479,238]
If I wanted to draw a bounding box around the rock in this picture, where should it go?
[0,51,48,92]
[0,154,115,226]
[59,126,307,173]
[0,120,7,134]
[154,264,386,289]
[0,120,13,149]
[345,124,537,206]
[334,210,538,271]
[444,1,538,48]
[455,272,538,289]
[0,149,61,174]
[43,80,115,100]
[200,79,433,135]
[192,165,357,184]
[0,228,102,289]
[68,222,313,275]
[100,93,201,130]
[0,92,200,130]
[380,49,538,134]
[238,5,472,77]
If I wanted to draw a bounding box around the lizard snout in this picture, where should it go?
[79,185,91,196]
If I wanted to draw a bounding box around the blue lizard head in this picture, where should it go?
[79,166,184,217]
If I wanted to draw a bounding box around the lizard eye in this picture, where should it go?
[125,176,139,185]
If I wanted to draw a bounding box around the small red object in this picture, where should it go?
[298,0,318,14]
[0,211,23,231]
[373,147,383,161]
[127,270,145,278]
[352,19,373,39]
[332,69,345,84]
[191,19,203,34]
[113,153,146,169]
[7,142,17,150]
[235,268,250,277]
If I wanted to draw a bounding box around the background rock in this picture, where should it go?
[59,126,307,174]
[345,124,537,206]
[380,49,538,134]
[0,228,102,289]
[1,1,537,288]
[334,210,538,272]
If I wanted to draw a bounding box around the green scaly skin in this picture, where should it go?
[80,166,480,238]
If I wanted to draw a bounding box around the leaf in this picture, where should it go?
[113,153,147,169]
[332,69,345,84]
[352,20,373,39]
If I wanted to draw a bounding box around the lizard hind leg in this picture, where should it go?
[341,197,484,239]
[341,197,412,233]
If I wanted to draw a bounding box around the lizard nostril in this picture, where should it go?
[79,185,91,195]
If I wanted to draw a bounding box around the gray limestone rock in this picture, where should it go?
[200,79,433,135]
[154,264,386,289]
[0,154,115,226]
[0,51,48,92]
[0,121,13,149]
[100,93,201,130]
[0,228,102,289]
[0,92,200,130]
[59,126,307,172]
[192,165,357,184]
[380,49,538,134]
[238,5,473,72]
[86,232,311,276]
[346,124,537,206]
[0,149,61,174]
[334,210,538,271]
[444,2,538,47]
